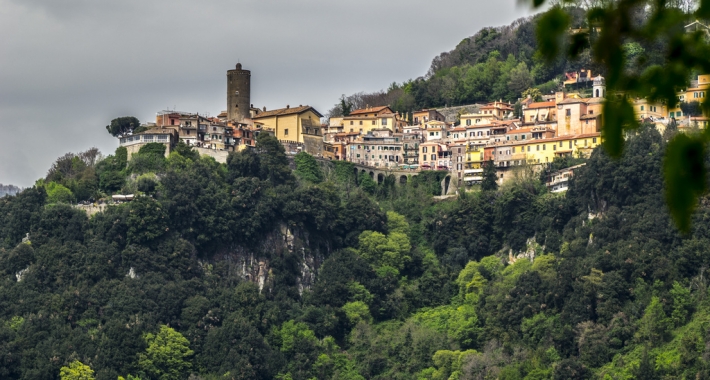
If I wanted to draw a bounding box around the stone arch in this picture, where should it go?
[442,175,452,195]
[399,175,408,184]
[377,173,385,184]
[369,171,375,179]
[354,167,359,178]
[595,89,600,97]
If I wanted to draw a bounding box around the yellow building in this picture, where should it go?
[668,74,710,119]
[251,105,323,143]
[633,99,668,120]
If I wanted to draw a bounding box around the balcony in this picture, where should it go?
[464,169,483,175]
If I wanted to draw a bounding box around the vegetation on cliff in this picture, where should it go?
[3,123,710,379]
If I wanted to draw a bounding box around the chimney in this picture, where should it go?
[263,106,266,111]
[250,104,253,108]
[286,105,290,109]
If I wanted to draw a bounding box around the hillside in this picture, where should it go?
[1,124,710,379]
[328,5,670,117]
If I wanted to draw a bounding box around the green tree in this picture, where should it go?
[635,296,671,347]
[358,229,411,271]
[105,116,140,137]
[522,87,544,101]
[138,325,193,380]
[358,172,376,195]
[508,62,534,97]
[480,159,498,192]
[256,133,293,185]
[294,151,323,183]
[45,181,74,204]
[59,360,95,380]
[227,149,261,181]
[340,95,353,116]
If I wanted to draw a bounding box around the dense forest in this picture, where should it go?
[2,123,710,379]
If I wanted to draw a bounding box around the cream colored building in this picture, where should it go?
[343,106,407,134]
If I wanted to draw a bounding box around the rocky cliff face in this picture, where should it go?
[212,222,324,295]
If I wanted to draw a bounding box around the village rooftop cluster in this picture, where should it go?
[119,63,710,191]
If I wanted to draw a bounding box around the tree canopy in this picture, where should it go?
[105,116,140,138]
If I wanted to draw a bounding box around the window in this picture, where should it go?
[522,134,526,140]
[284,129,289,136]
[527,146,531,152]
[641,105,645,111]
[356,154,360,158]
[431,154,436,160]
[543,144,546,150]
[372,120,376,125]
[350,121,353,125]
[423,147,427,153]
[359,121,363,125]
[593,137,597,143]
[566,109,571,116]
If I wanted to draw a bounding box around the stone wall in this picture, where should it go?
[195,147,229,164]
[436,104,483,123]
[302,135,323,156]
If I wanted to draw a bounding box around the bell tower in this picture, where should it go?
[227,63,251,122]
[593,75,606,98]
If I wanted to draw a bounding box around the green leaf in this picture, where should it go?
[664,134,707,233]
[567,32,589,59]
[697,0,710,19]
[535,7,570,62]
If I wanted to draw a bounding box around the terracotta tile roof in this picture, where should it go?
[558,98,589,105]
[527,101,556,109]
[349,106,392,115]
[580,114,599,120]
[252,105,323,119]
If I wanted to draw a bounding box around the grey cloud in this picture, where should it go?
[0,0,535,186]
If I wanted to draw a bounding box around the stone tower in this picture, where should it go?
[593,75,606,98]
[227,63,251,122]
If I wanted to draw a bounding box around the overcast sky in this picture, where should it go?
[0,0,536,187]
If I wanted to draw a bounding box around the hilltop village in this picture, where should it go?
[119,62,710,191]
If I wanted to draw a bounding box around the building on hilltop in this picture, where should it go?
[119,127,179,158]
[341,106,408,134]
[412,109,446,125]
[251,105,323,145]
